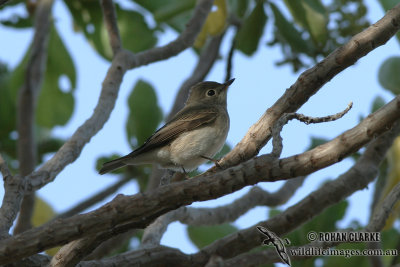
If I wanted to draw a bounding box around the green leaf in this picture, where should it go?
[371,96,386,113]
[7,26,76,128]
[302,0,328,45]
[126,80,163,148]
[270,3,312,55]
[377,0,400,43]
[36,26,76,127]
[236,1,267,56]
[133,0,196,33]
[378,56,400,95]
[64,1,157,60]
[1,14,33,28]
[286,200,348,246]
[229,0,249,18]
[187,224,238,249]
[114,6,157,57]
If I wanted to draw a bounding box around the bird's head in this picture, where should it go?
[186,78,235,107]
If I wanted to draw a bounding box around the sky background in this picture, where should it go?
[0,0,398,257]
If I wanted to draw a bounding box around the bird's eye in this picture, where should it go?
[207,89,215,96]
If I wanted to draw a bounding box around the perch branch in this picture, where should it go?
[194,120,400,263]
[147,34,223,190]
[217,3,400,169]
[0,95,398,264]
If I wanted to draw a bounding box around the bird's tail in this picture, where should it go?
[99,158,126,175]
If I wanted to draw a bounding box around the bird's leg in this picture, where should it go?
[180,166,191,179]
[200,155,221,168]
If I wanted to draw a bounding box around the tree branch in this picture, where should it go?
[141,176,305,248]
[129,0,215,68]
[78,246,192,267]
[55,176,131,220]
[101,0,121,55]
[13,0,54,235]
[218,3,400,169]
[194,120,400,264]
[27,1,215,264]
[0,95,398,264]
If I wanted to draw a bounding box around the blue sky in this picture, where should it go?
[0,0,398,254]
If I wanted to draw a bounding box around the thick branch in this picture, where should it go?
[194,120,400,263]
[78,246,192,267]
[218,3,400,169]
[0,95,398,264]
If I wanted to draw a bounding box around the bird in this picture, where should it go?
[99,78,234,175]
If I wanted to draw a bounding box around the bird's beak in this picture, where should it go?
[223,78,235,88]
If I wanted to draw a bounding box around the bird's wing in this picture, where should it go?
[99,107,219,174]
[128,106,219,156]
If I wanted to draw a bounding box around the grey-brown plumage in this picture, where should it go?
[99,79,234,175]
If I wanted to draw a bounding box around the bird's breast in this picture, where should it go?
[169,111,229,171]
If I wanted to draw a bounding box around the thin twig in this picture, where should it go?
[268,102,353,159]
[225,35,235,82]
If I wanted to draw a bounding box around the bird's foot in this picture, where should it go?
[201,155,221,168]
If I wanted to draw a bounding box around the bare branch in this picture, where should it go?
[130,0,215,68]
[84,230,136,260]
[13,0,54,235]
[0,154,11,180]
[0,0,11,8]
[0,0,53,237]
[194,120,400,263]
[55,176,131,220]
[225,35,235,82]
[78,246,192,267]
[295,102,353,124]
[268,102,353,159]
[218,3,400,169]
[26,0,214,193]
[101,0,121,55]
[0,96,398,264]
[142,177,305,247]
[367,182,400,232]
